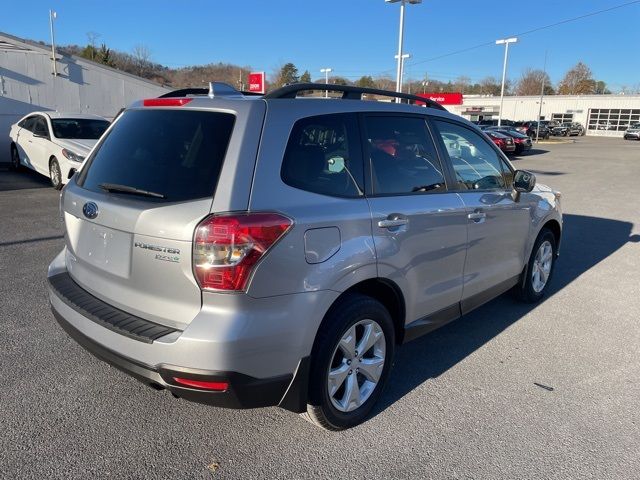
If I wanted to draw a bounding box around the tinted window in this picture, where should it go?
[365,116,446,195]
[51,119,110,139]
[21,116,37,132]
[434,120,511,190]
[33,117,49,136]
[79,109,235,202]
[281,113,364,197]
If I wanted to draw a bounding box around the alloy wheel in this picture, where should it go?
[532,240,553,293]
[50,162,61,187]
[327,319,386,413]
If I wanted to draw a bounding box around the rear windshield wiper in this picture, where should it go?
[99,183,166,199]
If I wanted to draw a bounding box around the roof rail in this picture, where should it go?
[158,82,263,99]
[263,83,447,110]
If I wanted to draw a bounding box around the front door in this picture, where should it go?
[362,114,468,324]
[431,119,531,310]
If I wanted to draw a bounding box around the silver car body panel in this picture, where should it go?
[48,94,562,386]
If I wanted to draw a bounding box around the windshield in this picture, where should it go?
[51,118,110,139]
[78,109,235,202]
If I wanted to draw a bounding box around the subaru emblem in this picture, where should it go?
[83,202,99,219]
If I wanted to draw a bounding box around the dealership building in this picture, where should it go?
[422,92,640,137]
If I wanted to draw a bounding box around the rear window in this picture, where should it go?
[78,109,235,202]
[51,118,110,139]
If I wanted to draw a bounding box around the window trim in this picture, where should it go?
[430,117,515,193]
[279,112,366,199]
[359,112,452,198]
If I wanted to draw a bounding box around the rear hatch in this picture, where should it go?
[61,106,237,330]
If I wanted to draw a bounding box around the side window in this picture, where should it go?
[22,116,37,132]
[281,113,364,197]
[434,120,510,191]
[33,117,49,137]
[364,116,446,195]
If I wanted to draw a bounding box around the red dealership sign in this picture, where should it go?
[248,72,265,94]
[417,92,463,105]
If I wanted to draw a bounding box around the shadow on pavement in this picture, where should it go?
[374,213,636,417]
[0,165,51,192]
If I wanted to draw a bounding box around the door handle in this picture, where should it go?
[378,214,409,229]
[468,211,486,223]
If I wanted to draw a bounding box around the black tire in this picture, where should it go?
[49,157,63,190]
[302,294,395,431]
[10,145,21,171]
[514,228,557,303]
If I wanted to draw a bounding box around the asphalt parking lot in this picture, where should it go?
[1,136,638,479]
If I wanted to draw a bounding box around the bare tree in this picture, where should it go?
[479,76,501,95]
[558,62,596,95]
[515,68,554,96]
[132,44,152,76]
[453,75,471,93]
[86,31,101,60]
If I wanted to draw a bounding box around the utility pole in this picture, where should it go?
[49,10,58,76]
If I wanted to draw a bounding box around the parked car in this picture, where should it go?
[477,118,516,127]
[552,122,584,137]
[492,129,533,155]
[485,125,527,137]
[9,112,110,189]
[47,83,562,431]
[623,123,640,140]
[514,121,550,140]
[485,130,516,154]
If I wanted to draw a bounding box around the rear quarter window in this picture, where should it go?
[78,109,235,202]
[281,113,364,198]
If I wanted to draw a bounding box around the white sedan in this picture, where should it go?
[9,112,110,189]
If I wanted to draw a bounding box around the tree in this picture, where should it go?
[515,68,554,96]
[132,44,152,76]
[86,31,100,60]
[452,75,471,93]
[479,76,501,95]
[300,70,312,83]
[330,76,350,86]
[356,75,376,88]
[558,62,596,95]
[273,63,299,86]
[98,44,115,67]
[595,80,611,95]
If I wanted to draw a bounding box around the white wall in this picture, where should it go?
[0,35,168,162]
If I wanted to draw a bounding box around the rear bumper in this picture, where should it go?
[51,305,295,409]
[47,249,335,412]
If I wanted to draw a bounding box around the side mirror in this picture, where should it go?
[513,170,536,193]
[33,131,48,139]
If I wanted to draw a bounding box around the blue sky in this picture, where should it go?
[2,0,639,91]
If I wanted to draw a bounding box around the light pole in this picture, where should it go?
[394,53,410,93]
[320,68,332,98]
[535,51,548,143]
[49,10,58,76]
[495,37,517,126]
[386,0,421,101]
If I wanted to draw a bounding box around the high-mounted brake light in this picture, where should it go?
[173,377,228,391]
[143,98,193,107]
[193,213,293,292]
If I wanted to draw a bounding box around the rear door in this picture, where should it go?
[431,119,531,311]
[62,106,245,329]
[363,114,468,323]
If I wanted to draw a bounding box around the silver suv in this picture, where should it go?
[48,83,562,430]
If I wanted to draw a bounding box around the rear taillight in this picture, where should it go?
[173,377,228,391]
[193,213,293,292]
[143,98,193,107]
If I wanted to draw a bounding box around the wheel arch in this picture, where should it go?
[319,278,406,348]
